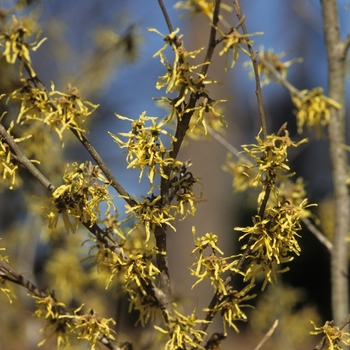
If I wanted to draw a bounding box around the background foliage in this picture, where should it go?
[0,1,349,349]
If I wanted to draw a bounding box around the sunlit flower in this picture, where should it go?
[46,161,115,234]
[10,82,98,145]
[154,307,209,349]
[60,305,116,350]
[216,27,263,70]
[174,0,232,20]
[236,199,312,290]
[310,320,350,350]
[292,88,341,135]
[109,112,177,184]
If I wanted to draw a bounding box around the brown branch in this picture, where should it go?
[321,0,350,325]
[0,259,48,298]
[201,0,221,76]
[233,0,267,140]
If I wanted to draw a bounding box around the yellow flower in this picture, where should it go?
[174,0,232,20]
[109,112,177,184]
[310,320,350,350]
[46,161,115,234]
[236,199,311,290]
[292,88,341,135]
[10,82,98,145]
[244,46,302,86]
[216,27,263,70]
[154,307,209,350]
[60,305,116,350]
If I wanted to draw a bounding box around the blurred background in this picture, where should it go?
[0,0,349,349]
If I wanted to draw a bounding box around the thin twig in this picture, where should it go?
[158,0,174,33]
[233,0,267,140]
[253,319,279,350]
[71,130,136,207]
[201,0,221,76]
[301,217,333,253]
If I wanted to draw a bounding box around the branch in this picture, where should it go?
[253,319,279,350]
[201,0,221,77]
[321,0,350,325]
[301,217,333,253]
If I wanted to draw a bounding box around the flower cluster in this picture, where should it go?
[60,306,116,350]
[174,0,232,20]
[46,161,114,234]
[87,240,161,326]
[244,47,302,86]
[169,161,203,219]
[206,285,255,334]
[292,88,341,135]
[0,120,31,190]
[310,320,350,349]
[10,82,98,145]
[109,112,177,184]
[216,27,262,70]
[236,199,311,290]
[240,129,307,201]
[190,231,243,294]
[125,195,176,243]
[0,16,47,76]
[150,28,227,134]
[32,295,69,347]
[155,307,209,350]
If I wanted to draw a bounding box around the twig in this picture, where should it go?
[253,319,279,350]
[158,0,174,33]
[301,217,333,253]
[233,0,267,140]
[71,130,137,207]
[201,0,221,76]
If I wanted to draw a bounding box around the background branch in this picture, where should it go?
[320,0,350,325]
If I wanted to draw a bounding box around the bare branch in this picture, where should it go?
[157,0,174,33]
[233,0,267,140]
[301,217,333,253]
[253,319,279,350]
